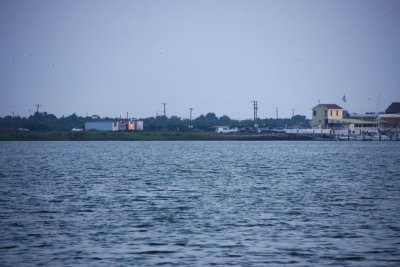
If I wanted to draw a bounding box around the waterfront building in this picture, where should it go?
[312,104,343,128]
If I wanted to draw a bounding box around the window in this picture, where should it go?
[336,110,338,116]
[313,110,316,116]
[324,110,327,116]
[330,110,332,116]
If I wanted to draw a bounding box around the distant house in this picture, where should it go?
[312,104,343,128]
[385,102,400,114]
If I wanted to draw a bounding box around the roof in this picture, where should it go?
[347,113,379,120]
[313,104,343,110]
[379,113,400,122]
[340,118,377,124]
[385,102,400,114]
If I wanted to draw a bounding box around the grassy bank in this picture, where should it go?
[0,131,314,141]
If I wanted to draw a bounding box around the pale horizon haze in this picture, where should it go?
[1,0,399,119]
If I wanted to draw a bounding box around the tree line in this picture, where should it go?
[0,112,310,132]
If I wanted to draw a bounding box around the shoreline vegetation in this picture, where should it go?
[0,112,310,132]
[0,131,319,141]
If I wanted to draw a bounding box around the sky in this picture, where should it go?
[0,0,400,119]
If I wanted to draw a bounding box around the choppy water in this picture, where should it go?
[0,141,400,266]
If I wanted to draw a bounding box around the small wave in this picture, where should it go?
[8,222,24,227]
[131,250,176,255]
[0,245,18,250]
[147,242,167,246]
[31,210,59,214]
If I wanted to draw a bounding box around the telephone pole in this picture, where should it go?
[292,108,294,118]
[189,107,193,129]
[252,101,258,129]
[34,104,42,113]
[162,102,167,117]
[276,107,279,119]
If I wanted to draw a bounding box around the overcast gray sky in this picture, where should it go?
[1,0,399,119]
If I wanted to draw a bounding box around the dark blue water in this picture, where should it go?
[0,141,400,266]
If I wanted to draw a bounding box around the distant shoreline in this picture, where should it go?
[0,131,320,141]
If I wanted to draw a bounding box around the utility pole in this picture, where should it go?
[276,107,279,119]
[189,107,193,129]
[34,104,42,113]
[292,108,295,118]
[162,102,167,117]
[252,101,258,129]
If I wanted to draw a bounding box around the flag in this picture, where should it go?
[342,95,347,103]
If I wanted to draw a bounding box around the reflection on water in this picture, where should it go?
[0,141,400,266]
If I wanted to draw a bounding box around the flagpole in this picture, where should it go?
[342,94,347,116]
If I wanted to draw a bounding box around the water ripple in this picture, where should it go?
[0,141,400,266]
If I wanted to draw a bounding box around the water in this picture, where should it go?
[0,141,400,266]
